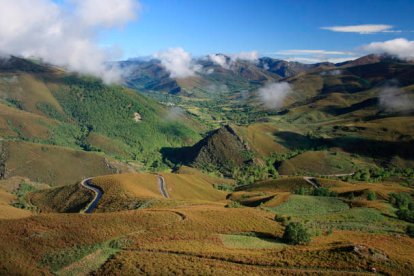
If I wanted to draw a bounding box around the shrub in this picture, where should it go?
[213,183,235,192]
[406,225,414,238]
[389,193,412,209]
[294,187,311,195]
[282,222,311,245]
[226,201,243,208]
[274,215,291,225]
[294,187,337,197]
[396,209,414,223]
[312,187,337,197]
[367,191,377,201]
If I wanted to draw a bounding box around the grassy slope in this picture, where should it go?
[29,183,93,213]
[2,141,127,186]
[0,59,204,171]
[91,170,229,211]
[0,188,32,219]
[277,150,358,175]
[160,172,228,202]
[0,204,413,275]
[233,123,288,157]
[33,167,233,214]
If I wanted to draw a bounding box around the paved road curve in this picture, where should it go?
[80,178,103,213]
[157,175,169,198]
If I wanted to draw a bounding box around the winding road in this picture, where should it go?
[157,175,169,198]
[80,174,169,213]
[80,178,103,213]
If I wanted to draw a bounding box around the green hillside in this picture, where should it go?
[0,57,204,174]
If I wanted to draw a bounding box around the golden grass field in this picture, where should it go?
[0,171,410,274]
[1,201,413,275]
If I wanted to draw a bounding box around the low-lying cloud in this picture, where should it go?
[379,86,414,113]
[155,48,202,78]
[208,51,259,70]
[208,54,230,69]
[258,82,292,109]
[0,0,140,83]
[232,51,259,62]
[362,38,414,60]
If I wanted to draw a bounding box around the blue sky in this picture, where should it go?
[96,0,414,60]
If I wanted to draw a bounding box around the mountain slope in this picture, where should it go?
[0,57,204,169]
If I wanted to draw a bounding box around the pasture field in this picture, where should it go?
[2,203,412,275]
[1,170,412,275]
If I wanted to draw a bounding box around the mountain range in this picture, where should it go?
[0,53,414,275]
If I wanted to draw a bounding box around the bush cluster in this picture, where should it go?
[389,192,414,223]
[348,167,414,183]
[282,222,311,245]
[294,187,337,197]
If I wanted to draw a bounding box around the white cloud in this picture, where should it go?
[72,0,139,28]
[258,82,292,109]
[232,51,259,61]
[379,86,414,113]
[208,54,230,69]
[361,38,414,60]
[154,48,201,78]
[208,51,259,69]
[321,24,396,34]
[0,0,140,83]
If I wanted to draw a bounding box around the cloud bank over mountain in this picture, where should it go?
[0,0,140,83]
[362,38,414,60]
[154,48,202,78]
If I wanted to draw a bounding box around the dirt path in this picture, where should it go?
[157,175,169,198]
[303,173,355,189]
[303,177,320,189]
[80,178,103,213]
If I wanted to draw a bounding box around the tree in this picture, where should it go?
[367,191,377,201]
[282,222,311,245]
